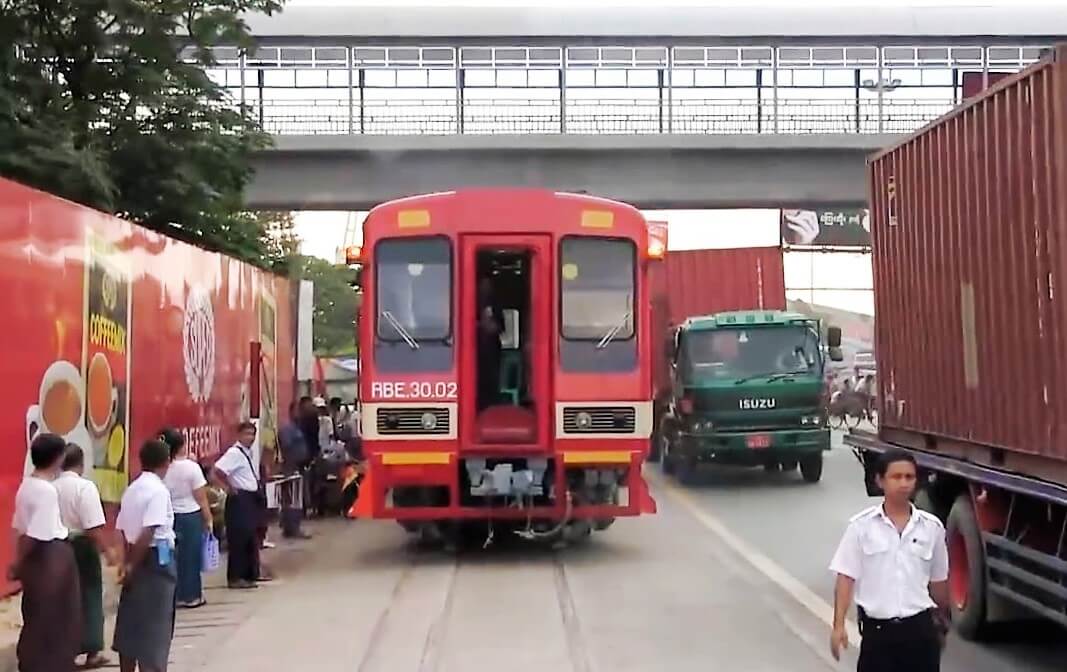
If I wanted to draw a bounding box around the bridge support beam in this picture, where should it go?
[248,134,902,211]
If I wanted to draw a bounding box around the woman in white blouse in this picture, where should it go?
[9,433,81,672]
[161,428,213,608]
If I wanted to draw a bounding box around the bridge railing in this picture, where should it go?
[247,97,955,136]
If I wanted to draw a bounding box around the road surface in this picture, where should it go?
[163,434,1065,671]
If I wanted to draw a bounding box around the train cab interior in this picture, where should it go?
[475,249,536,443]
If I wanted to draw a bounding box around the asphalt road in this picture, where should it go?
[669,430,1067,672]
[158,433,1065,672]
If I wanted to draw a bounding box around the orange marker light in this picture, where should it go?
[344,245,363,265]
[581,210,614,229]
[398,210,431,229]
[647,220,668,259]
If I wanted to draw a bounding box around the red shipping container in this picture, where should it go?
[0,178,297,591]
[869,45,1067,484]
[650,246,786,396]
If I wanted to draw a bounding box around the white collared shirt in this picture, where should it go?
[12,476,68,542]
[214,443,259,492]
[53,471,106,534]
[164,458,207,514]
[116,471,175,546]
[829,504,949,620]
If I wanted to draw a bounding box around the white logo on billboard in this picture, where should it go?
[183,287,216,403]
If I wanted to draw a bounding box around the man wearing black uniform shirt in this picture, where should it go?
[829,449,951,671]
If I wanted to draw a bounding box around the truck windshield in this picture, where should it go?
[683,326,821,380]
[375,237,451,342]
[560,237,635,341]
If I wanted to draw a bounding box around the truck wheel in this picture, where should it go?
[947,495,988,640]
[799,454,823,483]
[676,456,698,485]
[648,430,662,463]
[660,433,675,475]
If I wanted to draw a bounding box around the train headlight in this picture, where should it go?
[575,411,593,431]
[421,412,438,431]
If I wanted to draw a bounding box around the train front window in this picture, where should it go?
[559,237,637,372]
[374,237,452,372]
[560,238,635,341]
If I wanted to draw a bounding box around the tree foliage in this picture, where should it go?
[293,256,359,356]
[0,0,284,267]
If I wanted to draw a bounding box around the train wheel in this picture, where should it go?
[947,495,988,640]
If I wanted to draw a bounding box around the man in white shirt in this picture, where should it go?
[829,449,950,671]
[112,439,176,672]
[10,433,81,672]
[55,446,115,669]
[212,421,265,589]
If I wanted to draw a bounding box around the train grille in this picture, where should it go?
[562,407,637,434]
[375,407,450,435]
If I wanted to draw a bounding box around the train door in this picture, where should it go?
[459,235,552,450]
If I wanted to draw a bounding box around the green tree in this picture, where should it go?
[0,0,283,266]
[294,256,359,355]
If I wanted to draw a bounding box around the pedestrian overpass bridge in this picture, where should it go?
[234,5,1066,210]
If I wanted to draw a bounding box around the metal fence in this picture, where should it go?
[247,97,955,136]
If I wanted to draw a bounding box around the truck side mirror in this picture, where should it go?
[826,326,842,348]
[828,346,844,362]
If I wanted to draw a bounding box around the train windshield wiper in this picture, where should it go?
[596,310,633,350]
[381,311,420,350]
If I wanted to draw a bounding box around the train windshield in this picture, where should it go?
[560,237,635,342]
[375,237,452,343]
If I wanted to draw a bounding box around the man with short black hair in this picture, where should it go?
[113,439,176,672]
[278,402,311,539]
[212,422,266,589]
[55,445,115,669]
[829,449,950,671]
[11,433,81,672]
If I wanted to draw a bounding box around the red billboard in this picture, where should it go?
[0,178,296,592]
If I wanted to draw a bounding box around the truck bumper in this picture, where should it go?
[676,428,830,466]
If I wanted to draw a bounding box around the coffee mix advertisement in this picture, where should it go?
[84,231,132,503]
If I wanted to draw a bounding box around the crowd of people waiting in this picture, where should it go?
[8,394,360,672]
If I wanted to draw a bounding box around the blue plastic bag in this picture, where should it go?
[202,532,220,573]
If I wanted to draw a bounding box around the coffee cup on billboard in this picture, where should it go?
[25,360,85,449]
[87,352,119,436]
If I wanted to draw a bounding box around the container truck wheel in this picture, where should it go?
[947,495,988,640]
[799,454,823,483]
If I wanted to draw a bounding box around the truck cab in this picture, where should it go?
[658,311,842,483]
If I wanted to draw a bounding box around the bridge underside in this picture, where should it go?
[247,134,901,211]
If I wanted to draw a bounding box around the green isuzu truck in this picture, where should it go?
[656,311,842,484]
